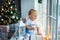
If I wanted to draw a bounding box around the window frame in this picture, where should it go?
[47,0,59,40]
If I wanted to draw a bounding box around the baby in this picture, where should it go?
[25,9,41,35]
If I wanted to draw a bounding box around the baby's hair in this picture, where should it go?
[28,9,37,15]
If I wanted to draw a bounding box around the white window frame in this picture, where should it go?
[47,0,59,40]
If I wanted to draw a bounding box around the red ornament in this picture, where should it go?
[14,8,17,11]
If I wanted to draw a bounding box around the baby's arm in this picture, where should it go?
[26,25,35,30]
[36,27,42,35]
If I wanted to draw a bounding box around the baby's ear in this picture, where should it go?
[29,15,31,17]
[22,18,26,23]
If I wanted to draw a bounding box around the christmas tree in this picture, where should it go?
[0,0,20,25]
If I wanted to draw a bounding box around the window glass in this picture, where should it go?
[52,0,57,17]
[59,0,60,16]
[51,18,56,40]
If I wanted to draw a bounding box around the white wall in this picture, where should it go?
[21,0,35,18]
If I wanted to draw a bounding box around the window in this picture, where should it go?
[37,0,59,40]
[59,0,60,16]
[58,0,60,40]
[38,0,59,40]
[37,0,47,36]
[47,0,58,40]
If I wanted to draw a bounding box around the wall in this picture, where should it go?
[21,0,34,18]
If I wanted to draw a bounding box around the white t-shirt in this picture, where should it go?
[26,18,39,35]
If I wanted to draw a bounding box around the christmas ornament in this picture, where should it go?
[13,1,14,3]
[10,6,13,8]
[16,17,18,19]
[1,19,3,21]
[1,13,4,16]
[6,5,8,8]
[5,15,9,18]
[2,8,4,11]
[9,18,11,23]
[14,8,17,11]
[3,21,6,24]
[11,11,13,14]
[0,15,1,18]
[12,15,15,19]
[5,10,9,13]
[8,2,11,5]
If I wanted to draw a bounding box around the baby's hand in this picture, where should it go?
[31,27,35,30]
[37,33,42,35]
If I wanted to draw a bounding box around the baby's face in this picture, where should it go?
[29,11,37,21]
